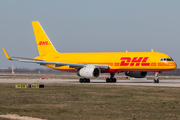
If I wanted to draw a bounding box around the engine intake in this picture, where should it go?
[125,71,147,78]
[77,65,100,78]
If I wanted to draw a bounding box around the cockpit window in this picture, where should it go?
[160,58,174,61]
[167,58,171,61]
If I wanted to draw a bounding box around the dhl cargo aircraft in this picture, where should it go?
[3,21,177,83]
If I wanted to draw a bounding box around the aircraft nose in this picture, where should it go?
[173,62,177,69]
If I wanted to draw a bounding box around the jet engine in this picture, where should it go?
[125,71,147,78]
[77,65,100,78]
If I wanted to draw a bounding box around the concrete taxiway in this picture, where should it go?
[0,79,180,87]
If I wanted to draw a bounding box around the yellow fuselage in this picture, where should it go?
[34,51,177,73]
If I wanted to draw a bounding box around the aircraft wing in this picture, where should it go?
[2,47,110,70]
[19,60,109,69]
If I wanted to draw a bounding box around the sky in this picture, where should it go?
[0,0,180,69]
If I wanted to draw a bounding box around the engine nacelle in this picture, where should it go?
[125,71,147,78]
[77,65,100,78]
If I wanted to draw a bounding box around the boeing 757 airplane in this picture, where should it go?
[3,21,177,83]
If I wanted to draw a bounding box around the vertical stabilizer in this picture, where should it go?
[32,21,58,56]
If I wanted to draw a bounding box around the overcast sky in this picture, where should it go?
[1,0,180,69]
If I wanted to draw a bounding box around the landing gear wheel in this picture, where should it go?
[157,79,159,83]
[154,79,159,83]
[84,78,88,83]
[154,79,157,83]
[113,78,117,83]
[87,79,90,83]
[79,78,83,83]
[106,78,110,83]
[85,78,90,83]
[110,78,113,83]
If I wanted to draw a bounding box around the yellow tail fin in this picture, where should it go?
[32,21,58,56]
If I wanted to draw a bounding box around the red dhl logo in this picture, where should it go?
[120,57,150,66]
[38,41,51,45]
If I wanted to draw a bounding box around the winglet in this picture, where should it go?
[151,49,154,52]
[2,47,12,60]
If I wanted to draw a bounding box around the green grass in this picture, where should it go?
[0,83,180,120]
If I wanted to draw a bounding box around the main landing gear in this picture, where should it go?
[154,72,159,83]
[79,73,117,83]
[79,78,90,83]
[106,73,117,83]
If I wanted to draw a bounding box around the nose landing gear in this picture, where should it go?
[154,72,159,83]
